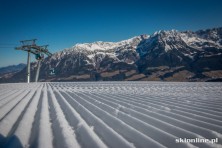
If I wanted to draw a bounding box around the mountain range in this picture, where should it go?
[1,27,222,83]
[0,63,26,79]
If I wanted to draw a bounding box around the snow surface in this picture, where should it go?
[0,82,222,148]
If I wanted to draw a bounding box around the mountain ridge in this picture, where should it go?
[0,63,26,75]
[1,27,222,83]
[0,63,26,80]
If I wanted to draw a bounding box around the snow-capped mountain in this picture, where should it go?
[2,27,222,82]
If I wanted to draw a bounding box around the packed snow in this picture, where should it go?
[0,82,222,148]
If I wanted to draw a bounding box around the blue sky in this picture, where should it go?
[0,0,222,67]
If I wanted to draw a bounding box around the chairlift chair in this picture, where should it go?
[49,68,55,75]
[35,53,44,60]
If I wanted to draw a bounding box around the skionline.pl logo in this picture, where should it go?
[175,138,218,144]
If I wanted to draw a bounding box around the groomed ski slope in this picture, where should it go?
[0,82,222,148]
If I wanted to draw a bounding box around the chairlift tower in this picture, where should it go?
[15,39,52,83]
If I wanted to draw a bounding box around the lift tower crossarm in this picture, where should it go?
[20,39,37,46]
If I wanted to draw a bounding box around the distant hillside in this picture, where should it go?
[0,63,26,74]
[0,63,26,79]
